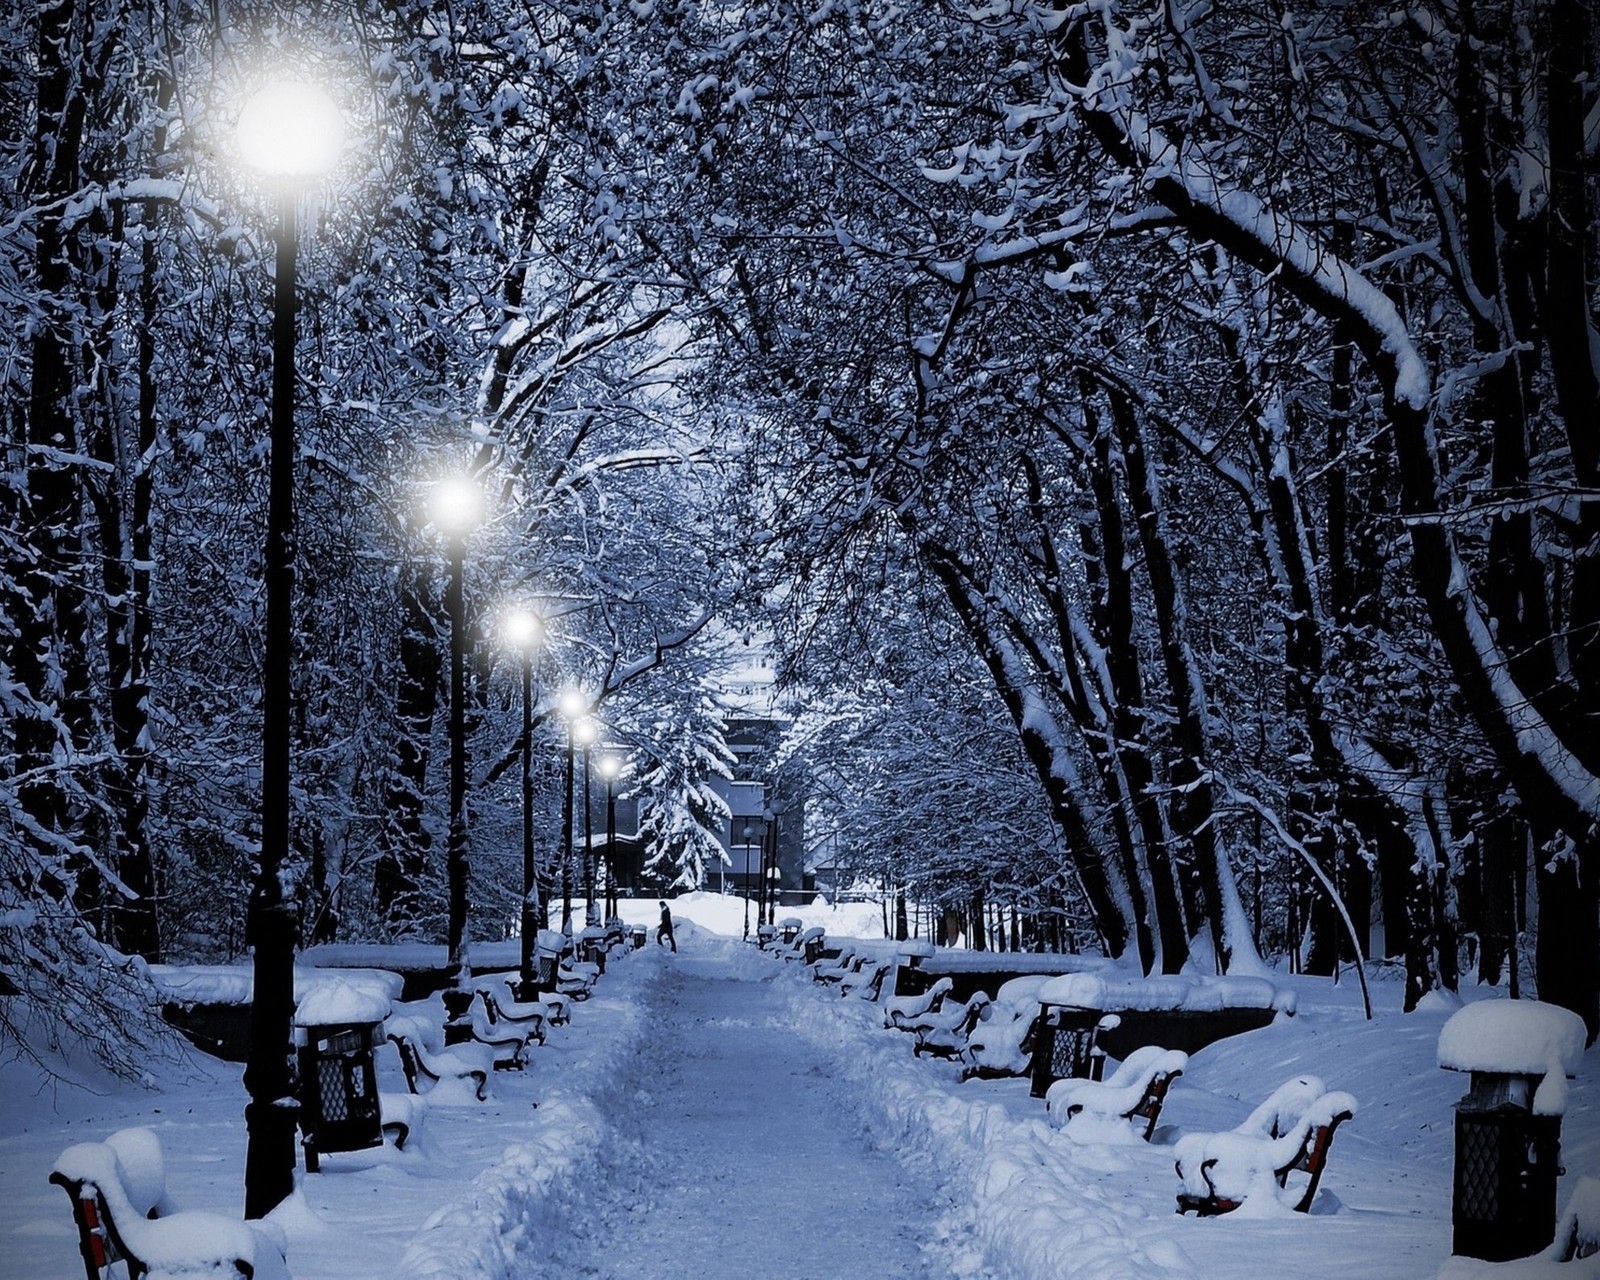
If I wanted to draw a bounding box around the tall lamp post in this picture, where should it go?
[575,718,598,926]
[598,755,620,924]
[429,476,482,984]
[557,688,586,935]
[503,608,542,1000]
[237,79,343,1222]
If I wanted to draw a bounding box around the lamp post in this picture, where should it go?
[599,755,620,924]
[237,78,343,1222]
[741,822,757,940]
[575,717,598,926]
[429,476,483,984]
[503,608,542,1000]
[558,688,586,935]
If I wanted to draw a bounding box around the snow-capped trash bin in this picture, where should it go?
[533,928,566,990]
[1439,1000,1585,1262]
[580,925,607,975]
[293,983,393,1173]
[631,924,647,950]
[779,916,803,945]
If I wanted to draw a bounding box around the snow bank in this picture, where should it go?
[1437,1000,1587,1116]
[776,970,1195,1279]
[391,954,662,1278]
[1035,971,1294,1015]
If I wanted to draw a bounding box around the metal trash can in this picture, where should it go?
[631,924,647,950]
[1451,1073,1562,1261]
[779,917,803,945]
[1028,1006,1114,1099]
[441,987,477,1047]
[295,1020,384,1172]
[1439,999,1584,1262]
[580,925,608,975]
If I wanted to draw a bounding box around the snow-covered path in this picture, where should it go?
[538,954,956,1279]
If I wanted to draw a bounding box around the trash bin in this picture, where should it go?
[293,983,392,1173]
[1028,1006,1116,1099]
[580,925,607,974]
[441,987,477,1047]
[533,929,566,992]
[779,917,803,945]
[1439,1000,1585,1262]
[630,924,647,950]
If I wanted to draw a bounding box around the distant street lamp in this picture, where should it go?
[429,476,483,983]
[503,608,542,1001]
[740,821,757,940]
[557,688,587,935]
[598,755,620,924]
[237,77,344,1221]
[575,718,598,926]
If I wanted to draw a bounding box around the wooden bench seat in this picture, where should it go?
[51,1127,291,1279]
[1045,1045,1188,1140]
[1174,1076,1357,1214]
[388,1017,494,1101]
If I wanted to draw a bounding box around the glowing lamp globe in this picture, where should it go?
[504,609,542,651]
[429,477,483,536]
[559,689,588,720]
[572,718,598,747]
[238,81,345,179]
[598,756,621,780]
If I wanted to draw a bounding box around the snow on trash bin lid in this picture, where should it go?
[1438,999,1586,1115]
[294,979,393,1027]
[897,939,936,960]
[778,916,803,929]
[535,928,566,955]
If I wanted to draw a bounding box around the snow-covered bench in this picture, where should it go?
[1045,1045,1188,1140]
[51,1126,291,1279]
[883,976,953,1030]
[1174,1075,1357,1215]
[840,960,892,1001]
[475,983,549,1044]
[813,948,862,985]
[388,1016,495,1101]
[782,925,826,964]
[912,992,993,1060]
[957,976,1059,1080]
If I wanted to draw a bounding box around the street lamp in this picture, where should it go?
[598,755,621,924]
[574,717,598,927]
[740,821,759,940]
[237,77,343,1221]
[503,607,542,1000]
[558,688,587,935]
[429,476,483,985]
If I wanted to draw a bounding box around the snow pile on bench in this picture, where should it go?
[1035,971,1294,1015]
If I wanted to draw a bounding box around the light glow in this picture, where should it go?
[503,608,542,651]
[598,755,621,779]
[572,718,598,747]
[237,81,345,179]
[559,688,588,720]
[429,476,483,536]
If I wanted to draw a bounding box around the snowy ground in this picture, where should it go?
[2,892,1597,1279]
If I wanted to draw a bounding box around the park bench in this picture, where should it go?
[781,926,826,964]
[813,948,861,985]
[1174,1075,1357,1215]
[1045,1045,1189,1140]
[955,977,1059,1080]
[912,992,993,1060]
[475,983,549,1044]
[840,960,892,1001]
[388,1016,494,1100]
[883,976,953,1030]
[51,1126,291,1280]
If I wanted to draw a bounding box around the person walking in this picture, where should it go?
[657,901,677,952]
